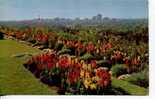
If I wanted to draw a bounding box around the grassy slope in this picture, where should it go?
[0,39,57,95]
[112,78,148,95]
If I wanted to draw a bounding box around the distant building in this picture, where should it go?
[92,14,103,23]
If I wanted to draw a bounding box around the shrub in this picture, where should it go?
[111,64,127,77]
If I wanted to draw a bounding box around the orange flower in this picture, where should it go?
[85,70,92,78]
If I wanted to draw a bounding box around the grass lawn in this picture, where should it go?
[112,78,148,95]
[0,39,57,95]
[0,39,148,95]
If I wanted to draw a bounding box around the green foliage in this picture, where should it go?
[57,48,71,55]
[54,42,64,51]
[96,60,105,65]
[79,53,93,60]
[111,64,127,77]
[123,69,149,88]
[58,32,79,40]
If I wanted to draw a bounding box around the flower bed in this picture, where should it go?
[24,52,112,94]
[2,27,148,94]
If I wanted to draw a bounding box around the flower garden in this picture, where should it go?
[0,22,148,95]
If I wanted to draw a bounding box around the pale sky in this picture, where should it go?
[0,0,148,20]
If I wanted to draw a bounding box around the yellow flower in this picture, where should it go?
[84,79,91,89]
[92,76,97,81]
[94,69,97,73]
[85,84,89,89]
[90,83,97,90]
[75,58,78,63]
[92,76,100,82]
[87,64,92,71]
[96,49,99,54]
[80,70,85,78]
[80,60,84,64]
[82,63,87,70]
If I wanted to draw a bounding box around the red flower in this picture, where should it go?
[131,57,140,65]
[86,42,95,52]
[105,43,112,49]
[42,34,48,42]
[74,62,82,69]
[97,79,110,87]
[96,69,111,87]
[47,62,54,70]
[78,42,84,49]
[58,57,69,69]
[40,54,47,63]
[67,70,80,84]
[125,58,130,65]
[114,51,123,62]
[70,41,75,48]
[90,60,97,68]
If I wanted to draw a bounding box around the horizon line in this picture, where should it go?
[0,16,148,22]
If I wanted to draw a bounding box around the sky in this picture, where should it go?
[0,0,148,21]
